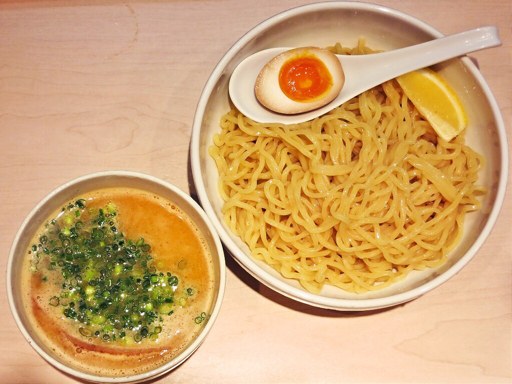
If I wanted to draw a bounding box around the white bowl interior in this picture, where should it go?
[7,171,226,383]
[191,2,508,311]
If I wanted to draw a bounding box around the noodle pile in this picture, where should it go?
[209,41,485,293]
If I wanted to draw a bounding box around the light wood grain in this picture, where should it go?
[1,1,510,383]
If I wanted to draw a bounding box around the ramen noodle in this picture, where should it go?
[210,41,484,293]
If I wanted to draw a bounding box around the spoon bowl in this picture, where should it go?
[229,26,501,124]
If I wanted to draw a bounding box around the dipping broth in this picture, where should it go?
[20,187,216,377]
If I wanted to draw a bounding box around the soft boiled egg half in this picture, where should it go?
[254,47,345,115]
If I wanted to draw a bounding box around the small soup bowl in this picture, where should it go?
[7,171,226,383]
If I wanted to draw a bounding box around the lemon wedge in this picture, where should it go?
[397,68,468,141]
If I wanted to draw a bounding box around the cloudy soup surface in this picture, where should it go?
[21,187,216,377]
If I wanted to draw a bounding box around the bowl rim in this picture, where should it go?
[6,170,227,383]
[190,1,509,310]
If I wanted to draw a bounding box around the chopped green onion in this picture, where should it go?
[49,296,60,306]
[29,200,182,344]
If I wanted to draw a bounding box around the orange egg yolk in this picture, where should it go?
[278,55,333,102]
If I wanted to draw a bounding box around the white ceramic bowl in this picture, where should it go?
[7,171,226,383]
[190,2,508,311]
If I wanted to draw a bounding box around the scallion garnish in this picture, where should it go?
[30,199,195,344]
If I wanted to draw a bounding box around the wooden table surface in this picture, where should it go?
[0,1,510,383]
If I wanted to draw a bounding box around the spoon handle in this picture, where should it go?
[340,26,501,94]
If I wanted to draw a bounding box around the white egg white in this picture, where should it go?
[254,47,344,115]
